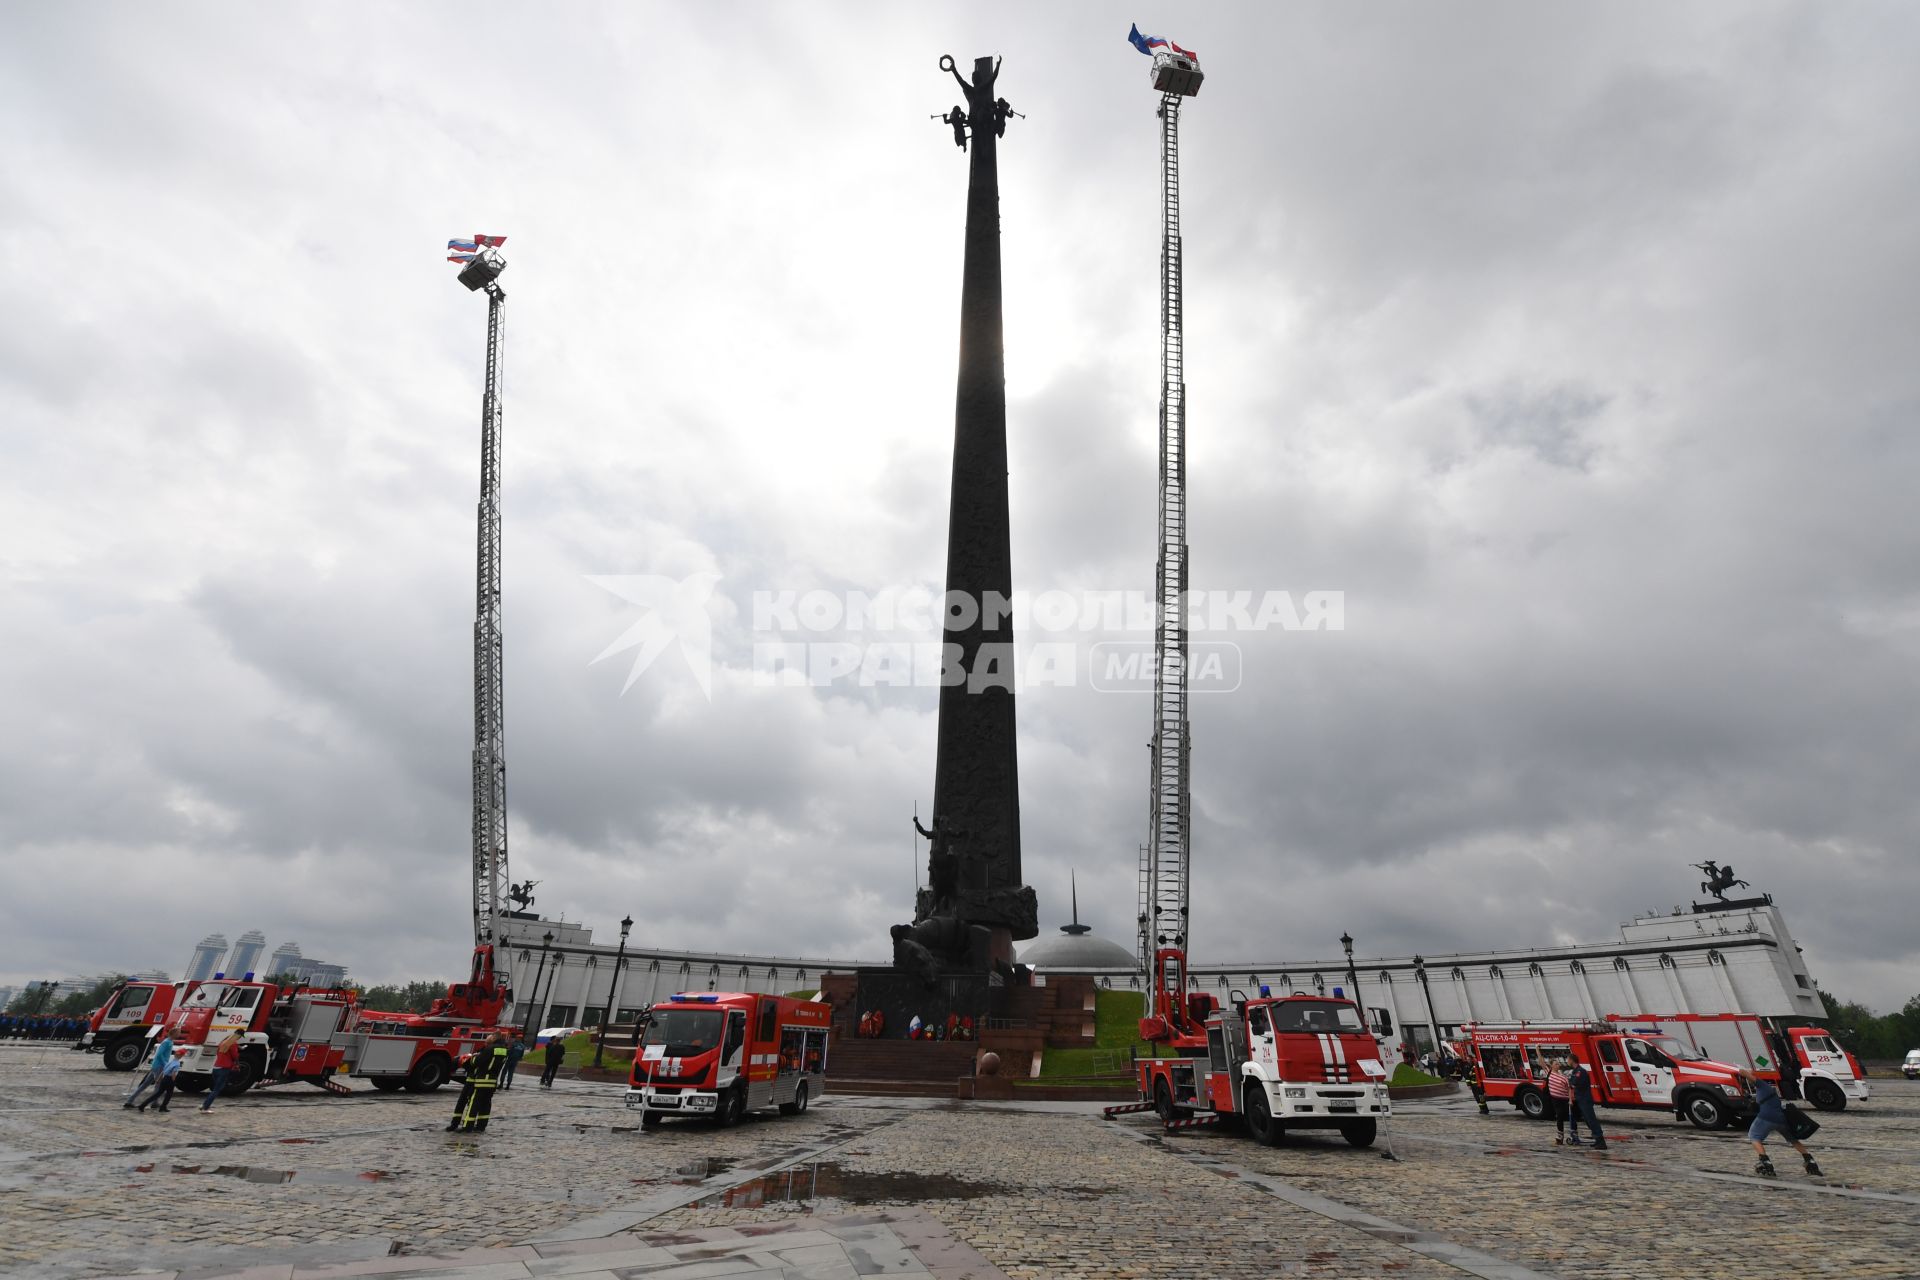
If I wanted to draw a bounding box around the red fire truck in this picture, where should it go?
[75,979,197,1072]
[624,992,831,1127]
[1121,949,1391,1147]
[1467,1019,1754,1129]
[1607,1013,1868,1112]
[160,945,516,1097]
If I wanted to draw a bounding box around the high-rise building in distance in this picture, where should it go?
[185,934,228,982]
[266,941,303,979]
[228,930,267,978]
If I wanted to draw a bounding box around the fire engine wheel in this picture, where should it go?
[1243,1089,1281,1147]
[224,1059,259,1096]
[370,1077,405,1093]
[103,1036,147,1072]
[714,1082,747,1128]
[1804,1078,1846,1112]
[1517,1088,1549,1120]
[779,1082,809,1116]
[1341,1119,1378,1148]
[1682,1092,1730,1130]
[1154,1081,1183,1124]
[405,1054,452,1093]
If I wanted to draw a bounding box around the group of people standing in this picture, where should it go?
[1541,1056,1608,1149]
[1,1013,85,1039]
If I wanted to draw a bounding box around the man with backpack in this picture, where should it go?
[1743,1069,1822,1177]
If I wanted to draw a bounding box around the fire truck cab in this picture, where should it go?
[625,993,830,1128]
[1608,1013,1868,1112]
[76,979,194,1072]
[1136,988,1391,1147]
[1468,1020,1754,1129]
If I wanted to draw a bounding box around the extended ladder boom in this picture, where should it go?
[1141,88,1191,992]
[470,278,509,948]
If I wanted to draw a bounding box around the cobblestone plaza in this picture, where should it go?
[4,1043,1916,1279]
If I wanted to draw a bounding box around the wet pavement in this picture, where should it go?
[5,1042,1920,1278]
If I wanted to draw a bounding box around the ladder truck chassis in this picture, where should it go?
[156,946,517,1098]
[1130,971,1390,1147]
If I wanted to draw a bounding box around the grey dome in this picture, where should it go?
[1019,927,1138,970]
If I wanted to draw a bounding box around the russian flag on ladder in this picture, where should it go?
[1128,23,1196,59]
[446,234,505,265]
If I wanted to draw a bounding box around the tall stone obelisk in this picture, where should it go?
[882,55,1037,1000]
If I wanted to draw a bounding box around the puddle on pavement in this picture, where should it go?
[132,1163,398,1185]
[673,1156,733,1183]
[694,1162,1006,1209]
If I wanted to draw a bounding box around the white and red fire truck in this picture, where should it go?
[159,945,517,1097]
[624,992,831,1127]
[75,979,197,1072]
[1607,1013,1868,1112]
[1467,1019,1755,1129]
[1116,948,1390,1147]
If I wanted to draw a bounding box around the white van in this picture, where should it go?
[1903,1049,1920,1080]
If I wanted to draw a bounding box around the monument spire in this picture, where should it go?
[1062,871,1091,937]
[879,55,1039,1004]
[923,53,1036,947]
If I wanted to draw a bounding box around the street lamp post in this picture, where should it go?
[526,932,553,1028]
[593,914,633,1070]
[1412,954,1441,1065]
[538,947,563,1029]
[1340,932,1360,1004]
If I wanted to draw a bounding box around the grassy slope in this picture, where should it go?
[555,1029,636,1071]
[1035,989,1148,1078]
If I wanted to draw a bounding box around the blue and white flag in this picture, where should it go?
[1127,23,1167,55]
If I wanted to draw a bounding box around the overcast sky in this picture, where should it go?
[4,3,1918,1011]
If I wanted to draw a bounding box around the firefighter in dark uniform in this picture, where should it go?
[447,1034,508,1133]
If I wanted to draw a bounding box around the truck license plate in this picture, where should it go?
[1330,1102,1357,1113]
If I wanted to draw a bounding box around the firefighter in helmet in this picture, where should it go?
[447,1033,509,1134]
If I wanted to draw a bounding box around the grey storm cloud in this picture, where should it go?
[3,3,1918,1011]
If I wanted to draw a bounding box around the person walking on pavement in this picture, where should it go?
[539,1034,565,1088]
[1564,1056,1608,1149]
[124,1030,176,1110]
[139,1044,183,1113]
[1545,1057,1574,1146]
[447,1041,484,1132]
[447,1034,507,1133]
[198,1032,242,1113]
[1744,1068,1822,1177]
[500,1035,526,1091]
